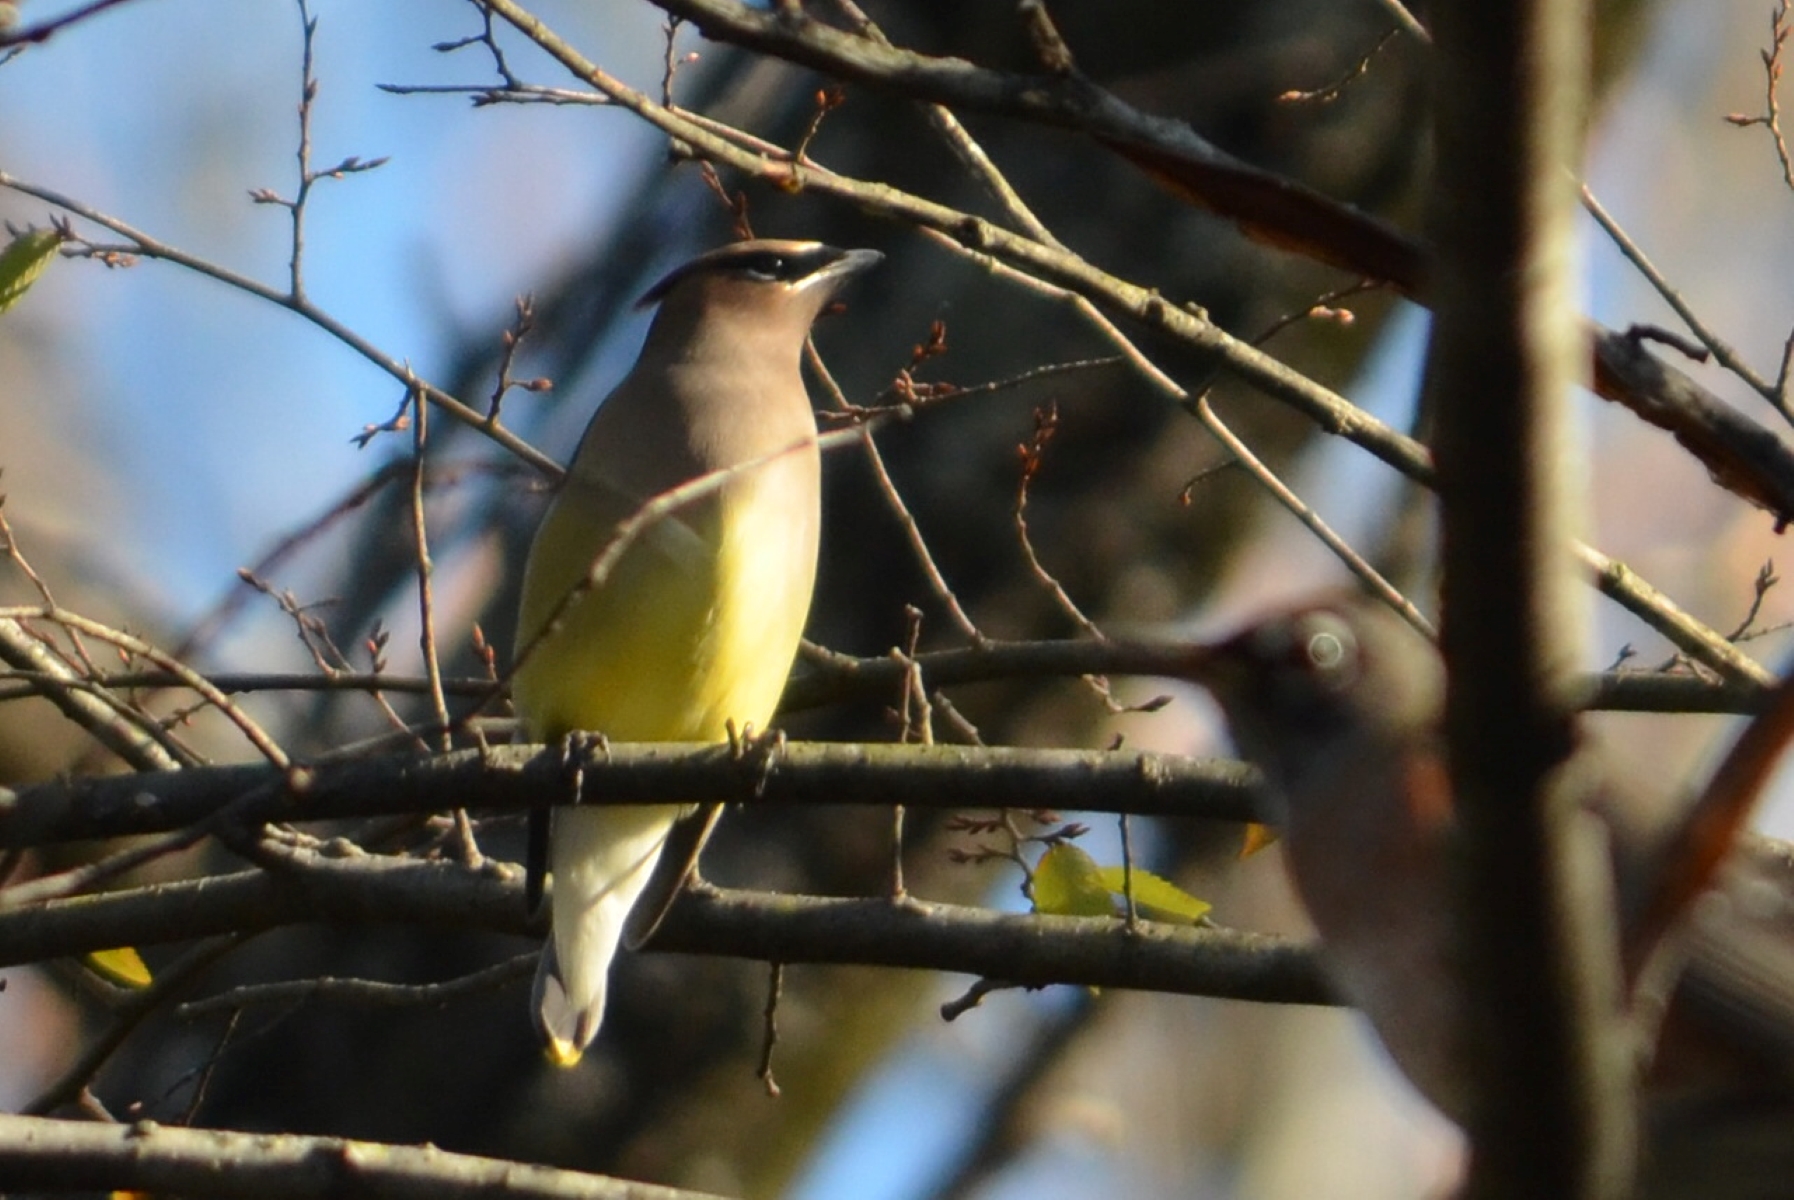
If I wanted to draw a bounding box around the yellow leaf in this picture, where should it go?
[0,227,62,315]
[1094,865,1212,925]
[1035,844,1213,927]
[87,946,153,988]
[1032,843,1118,918]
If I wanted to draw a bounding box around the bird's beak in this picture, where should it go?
[1080,637,1242,699]
[807,247,884,295]
[828,247,885,278]
[1165,636,1245,693]
[1153,637,1278,857]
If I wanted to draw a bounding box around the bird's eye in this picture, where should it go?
[1291,613,1358,691]
[1244,612,1359,694]
[737,253,790,281]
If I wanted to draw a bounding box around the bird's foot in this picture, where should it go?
[526,731,614,915]
[726,720,785,800]
[558,729,612,795]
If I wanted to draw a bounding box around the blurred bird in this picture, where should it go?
[512,239,881,1066]
[1192,594,1794,1192]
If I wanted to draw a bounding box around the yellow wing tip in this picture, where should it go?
[87,946,153,989]
[1240,821,1280,859]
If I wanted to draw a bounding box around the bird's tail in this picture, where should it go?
[532,804,677,1067]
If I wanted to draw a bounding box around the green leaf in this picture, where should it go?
[86,946,153,989]
[0,227,63,315]
[1032,843,1118,918]
[1094,865,1212,924]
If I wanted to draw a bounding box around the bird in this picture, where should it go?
[511,238,882,1067]
[1189,593,1794,1188]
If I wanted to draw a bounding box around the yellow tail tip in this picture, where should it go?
[542,1037,585,1069]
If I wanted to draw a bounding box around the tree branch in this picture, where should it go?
[653,881,1331,1005]
[473,0,1777,696]
[0,849,1333,1006]
[639,0,1794,532]
[10,647,1761,717]
[0,1113,731,1200]
[1426,0,1635,1190]
[0,740,1263,849]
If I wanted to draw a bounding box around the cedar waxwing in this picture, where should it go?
[513,239,882,1066]
[1193,595,1794,1195]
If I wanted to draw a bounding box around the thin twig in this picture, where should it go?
[1726,0,1794,193]
[1013,403,1107,640]
[1577,545,1776,688]
[1372,0,1431,44]
[0,605,292,769]
[0,0,144,48]
[1277,31,1400,106]
[756,962,783,1097]
[1118,812,1138,930]
[0,172,556,475]
[176,952,536,1018]
[1016,0,1076,75]
[409,390,453,751]
[0,618,186,772]
[502,429,867,707]
[1580,183,1780,417]
[1195,398,1436,638]
[805,339,988,646]
[25,936,248,1116]
[0,506,99,676]
[817,0,1065,246]
[485,295,549,423]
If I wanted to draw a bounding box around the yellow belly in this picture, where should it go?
[513,468,817,744]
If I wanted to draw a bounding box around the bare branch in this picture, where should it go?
[0,740,1265,849]
[0,853,1333,1007]
[0,0,146,48]
[0,171,559,477]
[0,1113,731,1200]
[176,952,537,1019]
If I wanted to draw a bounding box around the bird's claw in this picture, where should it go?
[727,720,785,799]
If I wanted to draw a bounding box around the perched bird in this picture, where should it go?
[512,239,881,1066]
[1192,594,1794,1189]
